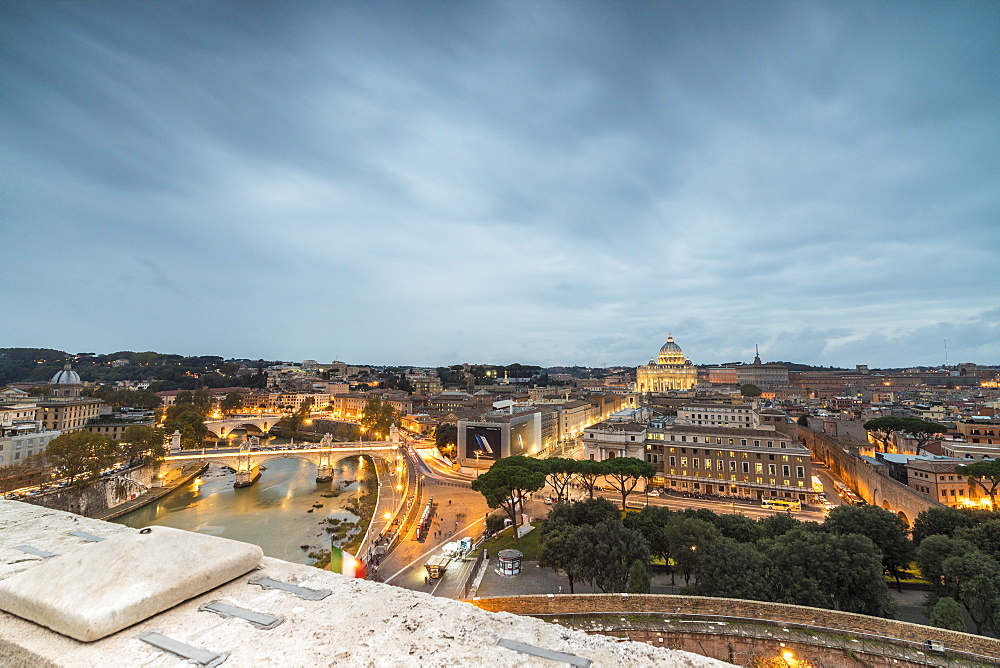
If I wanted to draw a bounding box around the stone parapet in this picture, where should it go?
[469,594,1000,664]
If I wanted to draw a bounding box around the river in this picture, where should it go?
[115,456,371,564]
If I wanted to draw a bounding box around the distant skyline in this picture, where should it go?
[3,2,998,369]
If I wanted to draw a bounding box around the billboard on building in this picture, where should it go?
[509,419,532,457]
[465,425,501,460]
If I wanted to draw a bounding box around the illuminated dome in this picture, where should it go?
[50,363,81,385]
[656,335,687,365]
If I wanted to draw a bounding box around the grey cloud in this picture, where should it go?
[2,1,997,367]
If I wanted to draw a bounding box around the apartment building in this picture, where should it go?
[644,424,815,502]
[676,403,757,428]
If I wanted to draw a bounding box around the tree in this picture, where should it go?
[119,425,167,468]
[695,537,772,601]
[825,504,914,591]
[603,457,656,509]
[954,519,1000,561]
[164,409,209,449]
[434,423,457,458]
[45,431,118,486]
[757,512,803,539]
[928,597,967,632]
[900,418,947,455]
[796,415,810,427]
[740,384,762,398]
[537,522,597,594]
[626,558,652,594]
[588,520,650,593]
[915,534,975,596]
[766,530,897,618]
[360,398,397,440]
[219,392,243,415]
[544,497,620,533]
[542,457,578,504]
[912,507,978,546]
[942,550,1000,635]
[956,459,1000,510]
[711,513,763,543]
[667,517,719,584]
[623,505,675,566]
[471,456,546,545]
[862,416,907,451]
[574,459,608,499]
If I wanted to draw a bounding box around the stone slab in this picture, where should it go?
[0,525,262,642]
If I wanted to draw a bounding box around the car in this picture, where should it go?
[647,489,661,497]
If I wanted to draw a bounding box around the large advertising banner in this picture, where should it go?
[465,425,501,461]
[509,419,532,457]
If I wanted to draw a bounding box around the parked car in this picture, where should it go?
[647,489,661,497]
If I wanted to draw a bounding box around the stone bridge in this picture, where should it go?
[794,425,945,526]
[202,415,284,439]
[162,440,402,487]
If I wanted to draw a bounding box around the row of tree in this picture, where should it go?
[43,426,167,486]
[532,496,1000,633]
[471,456,657,543]
[534,498,902,618]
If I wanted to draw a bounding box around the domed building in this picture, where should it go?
[48,363,83,398]
[35,363,103,433]
[636,335,697,392]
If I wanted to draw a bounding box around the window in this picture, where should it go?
[704,459,712,470]
[782,465,790,477]
[680,457,688,467]
[796,466,804,478]
[729,461,736,472]
[755,463,763,474]
[717,460,725,471]
[693,458,700,469]
[741,439,747,446]
[669,456,676,466]
[743,462,750,473]
[768,464,776,475]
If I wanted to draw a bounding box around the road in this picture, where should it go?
[373,438,842,596]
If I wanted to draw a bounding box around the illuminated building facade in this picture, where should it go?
[636,335,697,392]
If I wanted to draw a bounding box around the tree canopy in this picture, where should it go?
[471,456,546,544]
[360,398,398,440]
[45,431,118,486]
[603,457,656,509]
[825,504,914,590]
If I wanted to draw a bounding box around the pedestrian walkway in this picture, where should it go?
[92,464,205,521]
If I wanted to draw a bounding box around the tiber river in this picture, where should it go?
[115,454,370,564]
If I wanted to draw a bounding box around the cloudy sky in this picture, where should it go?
[3,1,998,369]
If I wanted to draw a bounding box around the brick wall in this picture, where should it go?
[796,425,944,524]
[468,594,1000,659]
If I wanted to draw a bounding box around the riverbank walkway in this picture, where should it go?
[91,464,206,521]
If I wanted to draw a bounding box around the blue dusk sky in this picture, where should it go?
[3,1,998,368]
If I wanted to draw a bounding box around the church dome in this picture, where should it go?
[657,335,687,365]
[50,363,82,385]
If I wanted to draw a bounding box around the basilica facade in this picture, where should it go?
[636,335,697,392]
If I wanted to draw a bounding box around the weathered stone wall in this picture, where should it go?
[795,426,943,524]
[469,594,1000,660]
[607,629,939,668]
[20,466,156,517]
